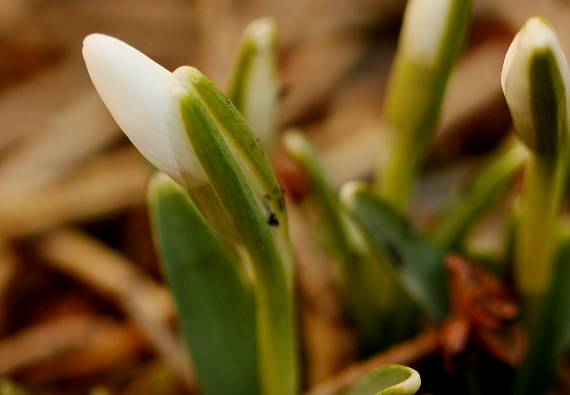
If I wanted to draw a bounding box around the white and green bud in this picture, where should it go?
[83,33,297,395]
[376,0,472,211]
[502,17,570,319]
[228,18,280,151]
[501,17,570,159]
[400,0,455,65]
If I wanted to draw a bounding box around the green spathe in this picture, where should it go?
[175,66,298,395]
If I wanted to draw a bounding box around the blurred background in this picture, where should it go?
[0,0,569,394]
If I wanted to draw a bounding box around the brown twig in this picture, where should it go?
[24,323,144,382]
[34,228,195,389]
[0,149,148,239]
[0,243,17,331]
[0,91,120,198]
[0,58,88,152]
[0,314,110,375]
[305,330,440,395]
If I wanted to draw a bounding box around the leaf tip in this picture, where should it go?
[340,181,366,211]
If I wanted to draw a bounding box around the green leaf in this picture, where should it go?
[149,173,260,395]
[431,141,527,251]
[284,131,416,350]
[514,236,570,395]
[342,185,449,323]
[282,130,363,278]
[344,365,421,395]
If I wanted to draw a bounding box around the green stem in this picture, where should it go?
[514,235,570,395]
[515,156,565,319]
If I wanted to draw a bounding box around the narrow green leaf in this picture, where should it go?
[344,365,421,395]
[149,173,260,395]
[514,236,570,395]
[342,185,449,323]
[431,141,527,251]
[283,130,363,275]
[284,131,416,350]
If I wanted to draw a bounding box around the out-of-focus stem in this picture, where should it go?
[431,140,527,251]
[375,0,472,212]
[283,131,410,350]
[516,156,566,317]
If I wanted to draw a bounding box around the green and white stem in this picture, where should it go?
[228,17,280,152]
[501,17,570,316]
[375,0,471,212]
[83,34,297,395]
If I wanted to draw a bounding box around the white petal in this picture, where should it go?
[401,0,452,64]
[82,33,206,185]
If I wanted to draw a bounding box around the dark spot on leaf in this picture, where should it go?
[384,241,404,267]
[267,213,279,227]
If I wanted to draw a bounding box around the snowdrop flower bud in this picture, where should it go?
[83,33,286,245]
[228,18,280,151]
[501,17,570,159]
[376,0,471,210]
[401,0,460,64]
[83,34,297,395]
[82,33,207,187]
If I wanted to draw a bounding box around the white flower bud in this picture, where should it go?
[228,18,280,150]
[401,0,454,64]
[501,17,570,157]
[82,33,207,186]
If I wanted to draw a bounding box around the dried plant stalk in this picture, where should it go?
[34,229,194,388]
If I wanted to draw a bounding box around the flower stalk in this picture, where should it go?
[375,0,471,212]
[501,17,570,316]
